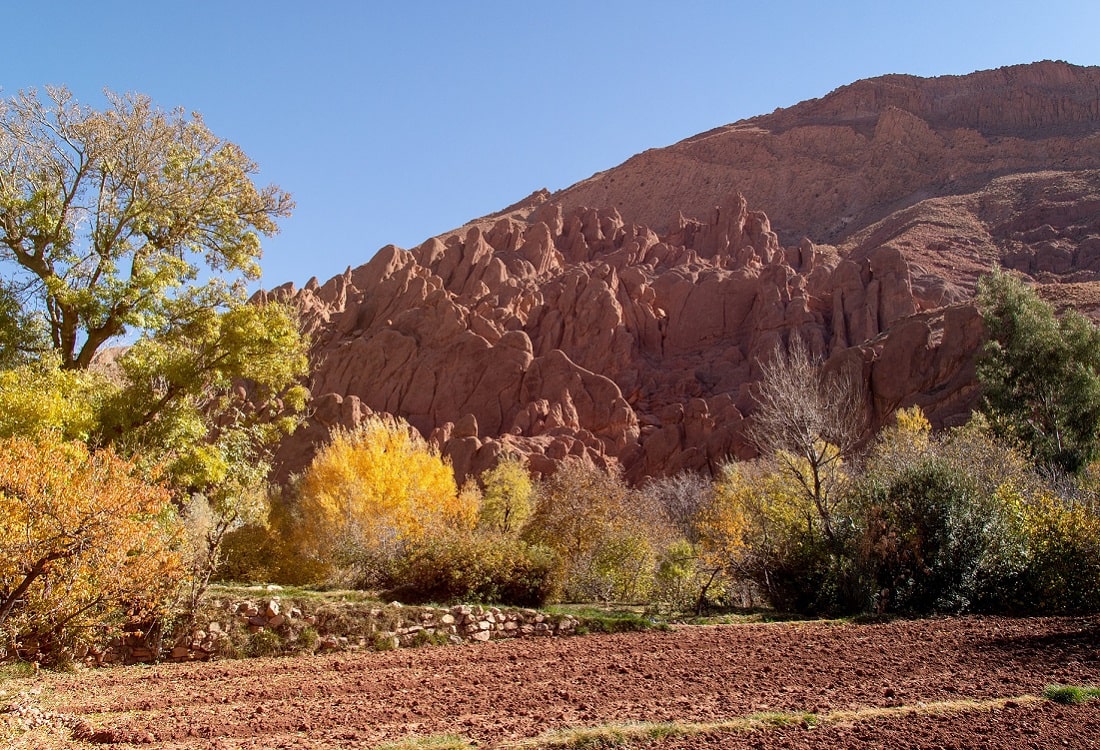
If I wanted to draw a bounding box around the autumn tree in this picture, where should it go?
[476,454,534,536]
[704,457,862,613]
[749,337,865,550]
[0,87,309,611]
[0,85,309,498]
[525,463,674,602]
[289,416,478,585]
[636,472,725,612]
[0,86,292,369]
[0,436,183,659]
[0,354,109,442]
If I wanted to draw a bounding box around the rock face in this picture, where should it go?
[267,61,1100,483]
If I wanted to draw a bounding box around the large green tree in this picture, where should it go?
[0,87,309,619]
[0,85,292,368]
[976,268,1100,474]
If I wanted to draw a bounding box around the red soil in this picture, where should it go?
[10,615,1100,748]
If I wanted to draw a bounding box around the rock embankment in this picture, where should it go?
[42,596,583,667]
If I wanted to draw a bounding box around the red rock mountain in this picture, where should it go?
[264,61,1100,483]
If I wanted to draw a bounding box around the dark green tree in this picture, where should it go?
[976,268,1100,474]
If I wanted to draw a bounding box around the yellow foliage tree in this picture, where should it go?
[706,457,849,612]
[477,454,534,536]
[703,459,814,567]
[863,406,933,480]
[0,436,183,656]
[293,416,477,582]
[0,356,111,443]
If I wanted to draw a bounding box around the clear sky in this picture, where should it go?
[5,1,1100,288]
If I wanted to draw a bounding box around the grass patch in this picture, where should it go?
[745,711,818,728]
[822,695,1040,724]
[0,661,38,683]
[512,721,690,749]
[508,714,817,749]
[371,633,399,651]
[408,629,450,648]
[1044,684,1100,705]
[672,606,863,627]
[550,604,668,634]
[244,629,283,658]
[205,582,381,604]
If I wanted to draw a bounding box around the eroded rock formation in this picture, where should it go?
[266,61,1100,483]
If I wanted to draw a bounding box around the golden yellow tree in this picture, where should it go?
[0,436,183,655]
[477,454,534,536]
[293,416,477,581]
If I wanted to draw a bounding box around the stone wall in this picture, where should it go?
[72,596,582,667]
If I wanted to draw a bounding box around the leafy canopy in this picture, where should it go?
[0,86,293,369]
[977,268,1100,474]
[0,84,309,502]
[524,462,672,602]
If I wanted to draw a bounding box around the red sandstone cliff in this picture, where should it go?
[266,61,1100,482]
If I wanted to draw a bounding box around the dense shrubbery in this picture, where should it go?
[259,372,1100,618]
[264,439,689,608]
[381,533,559,607]
[977,269,1100,473]
[523,463,675,603]
[704,407,1100,617]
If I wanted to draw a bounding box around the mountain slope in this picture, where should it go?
[267,61,1100,482]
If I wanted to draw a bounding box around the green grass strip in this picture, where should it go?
[1044,684,1100,705]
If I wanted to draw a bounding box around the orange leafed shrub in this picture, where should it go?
[0,436,183,657]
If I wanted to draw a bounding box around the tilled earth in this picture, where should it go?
[5,615,1100,748]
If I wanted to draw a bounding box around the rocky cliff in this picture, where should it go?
[266,61,1100,482]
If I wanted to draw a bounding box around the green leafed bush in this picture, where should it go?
[382,532,560,607]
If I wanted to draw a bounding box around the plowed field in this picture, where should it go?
[5,615,1100,748]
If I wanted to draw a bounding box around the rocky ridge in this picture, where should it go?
[265,61,1100,483]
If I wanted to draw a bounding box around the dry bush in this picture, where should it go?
[524,462,675,603]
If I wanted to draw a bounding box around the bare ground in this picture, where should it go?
[4,615,1100,749]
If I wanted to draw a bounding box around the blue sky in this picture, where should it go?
[5,1,1100,288]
